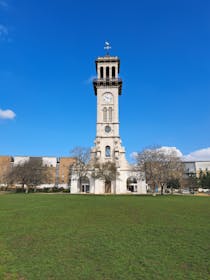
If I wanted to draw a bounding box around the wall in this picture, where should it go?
[0,156,11,184]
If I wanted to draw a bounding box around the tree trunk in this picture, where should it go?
[161,184,164,195]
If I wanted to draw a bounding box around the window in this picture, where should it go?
[100,67,104,79]
[103,107,107,122]
[106,67,109,79]
[108,107,112,122]
[105,125,111,133]
[112,66,115,78]
[105,146,111,157]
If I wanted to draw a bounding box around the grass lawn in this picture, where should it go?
[0,194,209,280]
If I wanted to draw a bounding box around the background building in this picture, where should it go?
[0,156,75,190]
[0,156,11,186]
[184,161,210,177]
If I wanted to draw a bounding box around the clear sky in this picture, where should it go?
[0,0,210,161]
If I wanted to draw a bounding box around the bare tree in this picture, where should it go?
[6,157,51,193]
[91,161,119,193]
[164,154,184,194]
[182,172,198,192]
[70,147,91,190]
[136,146,184,194]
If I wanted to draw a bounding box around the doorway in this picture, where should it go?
[105,181,111,193]
[79,176,90,193]
[127,177,137,193]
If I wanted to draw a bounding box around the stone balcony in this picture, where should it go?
[93,78,122,95]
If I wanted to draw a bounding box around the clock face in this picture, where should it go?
[103,93,113,104]
[105,125,111,133]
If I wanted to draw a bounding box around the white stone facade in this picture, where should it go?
[71,54,147,194]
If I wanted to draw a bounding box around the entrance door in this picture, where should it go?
[81,184,90,193]
[105,181,111,193]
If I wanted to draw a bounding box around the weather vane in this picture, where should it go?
[104,41,111,55]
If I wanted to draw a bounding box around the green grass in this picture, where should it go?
[0,194,210,280]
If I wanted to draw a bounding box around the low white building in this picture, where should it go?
[183,161,210,176]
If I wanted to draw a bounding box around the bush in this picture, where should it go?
[62,188,70,193]
[15,188,25,193]
[0,186,8,192]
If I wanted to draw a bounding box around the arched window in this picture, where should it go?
[103,107,107,122]
[100,67,104,79]
[112,66,115,78]
[108,107,112,122]
[106,67,109,79]
[105,146,111,157]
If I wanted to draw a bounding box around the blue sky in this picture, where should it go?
[0,0,210,161]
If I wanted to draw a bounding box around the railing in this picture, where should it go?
[93,78,122,83]
[93,78,122,95]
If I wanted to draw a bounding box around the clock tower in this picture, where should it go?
[92,48,128,166]
[71,43,147,195]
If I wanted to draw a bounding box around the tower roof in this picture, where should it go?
[95,56,120,72]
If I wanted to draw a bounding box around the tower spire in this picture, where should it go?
[104,41,111,56]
